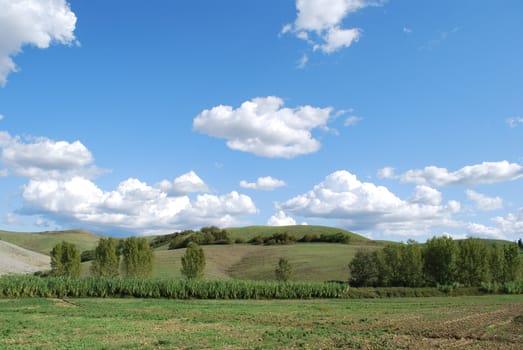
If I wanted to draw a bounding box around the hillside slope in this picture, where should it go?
[0,240,50,275]
[0,230,102,255]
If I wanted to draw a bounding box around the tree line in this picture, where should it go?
[349,237,523,287]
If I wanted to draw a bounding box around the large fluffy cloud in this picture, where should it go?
[380,161,523,186]
[240,176,286,191]
[22,176,257,235]
[193,96,333,158]
[282,0,379,54]
[0,131,96,179]
[267,211,297,226]
[0,0,77,86]
[278,170,461,236]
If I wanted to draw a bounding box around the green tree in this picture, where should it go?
[380,244,403,286]
[400,240,425,287]
[488,244,506,283]
[503,244,522,282]
[121,237,154,277]
[349,250,379,287]
[181,242,205,279]
[455,238,489,286]
[423,236,457,286]
[91,237,119,277]
[50,241,81,277]
[275,257,292,282]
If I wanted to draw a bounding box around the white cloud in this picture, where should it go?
[193,96,334,158]
[4,213,17,225]
[344,115,362,127]
[283,0,380,54]
[0,0,77,86]
[403,27,412,34]
[297,54,309,69]
[22,176,257,235]
[0,114,4,120]
[377,166,395,179]
[507,117,523,128]
[492,208,523,236]
[466,223,506,240]
[314,26,361,53]
[396,161,523,186]
[157,171,209,195]
[0,131,97,179]
[267,211,297,226]
[278,170,461,237]
[240,176,286,191]
[466,190,503,211]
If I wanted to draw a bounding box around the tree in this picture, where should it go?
[503,244,522,282]
[181,242,205,279]
[455,238,489,286]
[121,237,154,277]
[50,241,81,277]
[400,240,425,287]
[275,257,292,282]
[91,238,119,277]
[423,236,457,286]
[349,250,379,287]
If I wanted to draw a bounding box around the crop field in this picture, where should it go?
[1,295,521,349]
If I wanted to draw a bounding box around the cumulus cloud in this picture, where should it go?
[465,222,506,240]
[466,190,503,211]
[392,161,523,186]
[22,176,257,235]
[156,171,209,195]
[282,0,382,54]
[267,211,297,226]
[0,131,97,179]
[377,166,395,179]
[240,176,286,191]
[492,208,523,236]
[507,117,523,128]
[278,170,461,237]
[0,0,77,86]
[193,96,334,158]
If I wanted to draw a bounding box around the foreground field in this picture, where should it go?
[1,295,521,349]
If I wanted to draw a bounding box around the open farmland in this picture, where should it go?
[0,295,521,349]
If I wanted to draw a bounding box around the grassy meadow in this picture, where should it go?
[0,295,521,349]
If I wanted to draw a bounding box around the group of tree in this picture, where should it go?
[249,231,351,246]
[49,237,154,278]
[349,237,523,287]
[162,226,233,249]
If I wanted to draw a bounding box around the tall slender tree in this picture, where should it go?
[121,237,154,277]
[181,242,205,279]
[50,241,81,277]
[91,237,119,277]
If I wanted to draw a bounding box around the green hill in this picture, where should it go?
[0,229,102,255]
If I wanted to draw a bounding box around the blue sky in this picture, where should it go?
[0,0,522,241]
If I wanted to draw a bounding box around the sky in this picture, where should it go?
[0,0,522,242]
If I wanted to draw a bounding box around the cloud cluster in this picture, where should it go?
[379,161,523,186]
[0,0,77,86]
[507,117,523,128]
[0,130,257,234]
[240,176,286,191]
[278,170,461,237]
[283,0,377,54]
[22,176,257,235]
[193,96,333,158]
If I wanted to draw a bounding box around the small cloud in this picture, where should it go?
[403,27,412,34]
[297,54,309,69]
[0,114,4,120]
[507,117,523,128]
[466,190,503,211]
[377,166,395,179]
[344,116,362,127]
[420,27,459,51]
[240,176,286,191]
[4,213,17,225]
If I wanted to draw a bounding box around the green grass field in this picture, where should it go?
[0,295,521,349]
[0,230,101,255]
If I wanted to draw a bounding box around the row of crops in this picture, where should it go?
[0,276,348,299]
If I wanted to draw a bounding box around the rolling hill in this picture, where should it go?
[0,240,50,275]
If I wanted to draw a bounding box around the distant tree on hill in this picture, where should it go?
[121,237,154,277]
[181,242,205,279]
[91,237,119,277]
[50,241,81,277]
[275,257,292,282]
